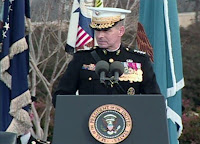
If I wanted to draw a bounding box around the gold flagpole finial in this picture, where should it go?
[95,0,103,7]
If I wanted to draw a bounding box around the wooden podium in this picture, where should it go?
[52,95,169,144]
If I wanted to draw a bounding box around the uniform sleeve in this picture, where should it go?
[140,55,161,94]
[52,53,83,107]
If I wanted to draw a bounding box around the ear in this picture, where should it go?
[119,26,125,36]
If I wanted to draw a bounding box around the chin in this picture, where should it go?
[99,46,107,49]
[97,44,106,48]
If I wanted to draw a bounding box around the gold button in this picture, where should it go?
[109,58,114,63]
[126,48,129,51]
[89,77,92,80]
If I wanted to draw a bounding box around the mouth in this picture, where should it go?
[97,41,107,45]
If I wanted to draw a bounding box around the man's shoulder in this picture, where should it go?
[124,47,147,57]
[75,47,97,55]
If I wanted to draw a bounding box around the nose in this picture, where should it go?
[96,31,105,38]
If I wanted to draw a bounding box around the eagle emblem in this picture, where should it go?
[101,114,121,135]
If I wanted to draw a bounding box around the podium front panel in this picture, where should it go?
[52,95,169,144]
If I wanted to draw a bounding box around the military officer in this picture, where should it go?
[52,7,160,107]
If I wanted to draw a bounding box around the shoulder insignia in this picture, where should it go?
[125,47,146,55]
[133,49,146,55]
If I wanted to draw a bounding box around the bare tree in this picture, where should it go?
[29,0,73,140]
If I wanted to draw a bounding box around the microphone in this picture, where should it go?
[110,61,124,83]
[95,60,109,84]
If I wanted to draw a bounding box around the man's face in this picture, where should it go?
[95,25,125,51]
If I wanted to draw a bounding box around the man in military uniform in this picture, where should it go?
[52,7,160,107]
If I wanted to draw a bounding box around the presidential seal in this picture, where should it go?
[88,104,132,144]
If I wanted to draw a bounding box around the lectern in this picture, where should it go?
[52,95,169,144]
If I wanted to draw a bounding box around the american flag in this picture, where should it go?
[0,0,32,136]
[65,0,103,53]
[76,25,93,48]
[74,4,94,50]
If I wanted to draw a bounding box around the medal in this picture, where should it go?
[127,87,135,95]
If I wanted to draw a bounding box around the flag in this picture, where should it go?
[65,0,103,54]
[0,0,32,136]
[139,0,184,143]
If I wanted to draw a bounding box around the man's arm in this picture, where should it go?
[141,55,160,94]
[52,53,82,107]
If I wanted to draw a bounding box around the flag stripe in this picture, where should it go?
[79,35,93,47]
[66,0,94,52]
[163,0,177,97]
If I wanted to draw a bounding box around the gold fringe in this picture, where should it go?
[6,118,32,136]
[9,90,32,113]
[7,90,32,136]
[0,72,11,89]
[0,38,28,88]
[9,37,28,59]
[0,56,10,72]
[0,56,11,89]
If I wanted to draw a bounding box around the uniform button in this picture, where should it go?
[88,77,92,80]
[109,58,114,63]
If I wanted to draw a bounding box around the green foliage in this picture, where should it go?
[181,23,200,107]
[179,99,200,144]
[179,23,200,143]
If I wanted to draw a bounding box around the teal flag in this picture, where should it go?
[139,0,184,143]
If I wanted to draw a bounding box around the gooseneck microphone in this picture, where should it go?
[95,60,110,84]
[110,61,124,83]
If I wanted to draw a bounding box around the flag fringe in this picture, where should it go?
[0,56,10,72]
[9,37,28,59]
[0,72,11,89]
[6,118,32,136]
[9,90,32,113]
[0,56,11,88]
[6,90,32,136]
[0,38,28,88]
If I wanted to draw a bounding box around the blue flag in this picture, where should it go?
[0,0,32,135]
[139,0,184,143]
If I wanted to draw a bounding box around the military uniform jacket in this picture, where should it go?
[53,45,160,106]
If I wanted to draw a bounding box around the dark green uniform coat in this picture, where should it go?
[53,45,160,107]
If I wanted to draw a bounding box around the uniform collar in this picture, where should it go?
[102,44,122,55]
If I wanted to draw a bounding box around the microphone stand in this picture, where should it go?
[113,81,126,94]
[105,76,126,94]
[112,72,126,94]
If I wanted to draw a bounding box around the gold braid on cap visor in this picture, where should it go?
[90,15,121,29]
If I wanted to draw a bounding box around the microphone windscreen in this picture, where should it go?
[110,61,124,76]
[95,60,109,76]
